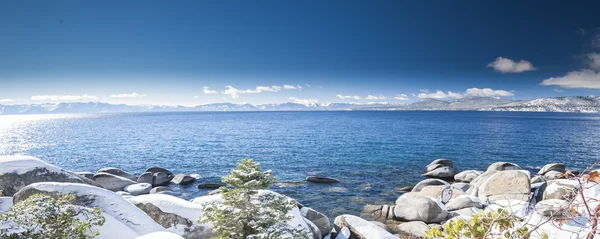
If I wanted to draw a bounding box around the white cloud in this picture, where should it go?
[0,99,13,103]
[288,97,318,106]
[417,90,463,99]
[465,88,514,97]
[394,94,409,101]
[336,94,362,100]
[587,53,600,70]
[487,57,537,73]
[221,85,299,98]
[202,86,218,94]
[554,89,564,92]
[109,92,147,98]
[31,94,98,101]
[365,95,387,100]
[541,69,600,89]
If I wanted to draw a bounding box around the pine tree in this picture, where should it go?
[200,159,310,239]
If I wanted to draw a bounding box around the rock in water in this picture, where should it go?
[197,183,226,189]
[146,167,174,176]
[13,182,165,235]
[150,186,172,194]
[333,214,398,239]
[153,172,173,186]
[93,172,137,191]
[301,207,331,238]
[422,166,457,178]
[125,183,153,196]
[137,172,154,184]
[487,162,522,171]
[538,163,566,175]
[426,158,453,168]
[76,171,95,179]
[306,176,340,184]
[97,167,137,181]
[127,194,213,239]
[0,155,99,196]
[411,178,449,192]
[396,221,430,238]
[172,174,196,185]
[394,192,448,223]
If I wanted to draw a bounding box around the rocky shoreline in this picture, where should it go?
[0,155,598,238]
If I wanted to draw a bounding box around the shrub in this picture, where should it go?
[0,194,105,239]
[200,158,310,239]
[424,208,545,239]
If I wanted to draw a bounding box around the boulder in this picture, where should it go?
[0,155,100,196]
[394,192,448,223]
[476,170,530,202]
[137,172,154,184]
[136,232,185,239]
[485,200,529,218]
[397,186,413,192]
[535,199,569,218]
[97,167,137,181]
[396,221,430,238]
[543,171,566,180]
[538,163,566,175]
[427,158,453,168]
[531,175,546,184]
[369,221,393,233]
[150,186,172,194]
[172,174,196,185]
[448,207,479,218]
[91,209,141,239]
[542,179,579,201]
[93,172,137,191]
[333,214,398,239]
[197,183,226,189]
[153,172,174,187]
[76,172,95,179]
[451,182,470,192]
[13,182,165,235]
[302,218,322,239]
[306,176,339,184]
[125,183,153,196]
[190,174,201,179]
[445,195,484,211]
[127,194,213,239]
[0,196,12,213]
[411,178,449,193]
[486,162,522,171]
[301,207,331,238]
[422,166,456,178]
[454,170,482,183]
[425,163,444,172]
[418,185,465,202]
[146,166,174,176]
[360,204,396,222]
[117,191,132,196]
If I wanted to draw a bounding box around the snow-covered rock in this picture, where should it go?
[411,178,449,192]
[396,221,430,238]
[445,195,484,211]
[94,210,141,239]
[0,196,12,213]
[125,183,153,196]
[135,231,185,239]
[127,194,212,239]
[301,207,331,237]
[394,192,448,223]
[0,155,99,196]
[454,170,482,183]
[333,214,398,239]
[12,182,165,235]
[97,167,137,181]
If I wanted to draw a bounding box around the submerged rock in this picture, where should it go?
[394,192,447,223]
[97,167,137,181]
[93,172,137,191]
[0,155,99,196]
[306,176,340,184]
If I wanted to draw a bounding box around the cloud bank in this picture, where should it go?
[417,88,514,99]
[288,97,317,106]
[222,85,300,98]
[487,57,536,73]
[202,87,218,94]
[541,69,600,89]
[393,94,409,101]
[109,92,147,98]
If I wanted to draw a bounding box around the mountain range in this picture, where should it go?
[1,96,599,115]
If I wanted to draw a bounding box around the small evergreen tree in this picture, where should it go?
[0,194,105,239]
[200,158,310,239]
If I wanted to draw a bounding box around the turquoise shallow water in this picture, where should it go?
[1,111,600,218]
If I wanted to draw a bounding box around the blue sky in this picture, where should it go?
[1,1,600,106]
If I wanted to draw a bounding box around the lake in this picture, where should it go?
[1,111,599,217]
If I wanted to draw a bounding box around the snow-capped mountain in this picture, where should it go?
[0,96,599,115]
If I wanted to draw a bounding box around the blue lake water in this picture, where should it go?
[1,111,600,218]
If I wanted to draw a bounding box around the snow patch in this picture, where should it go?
[0,155,66,175]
